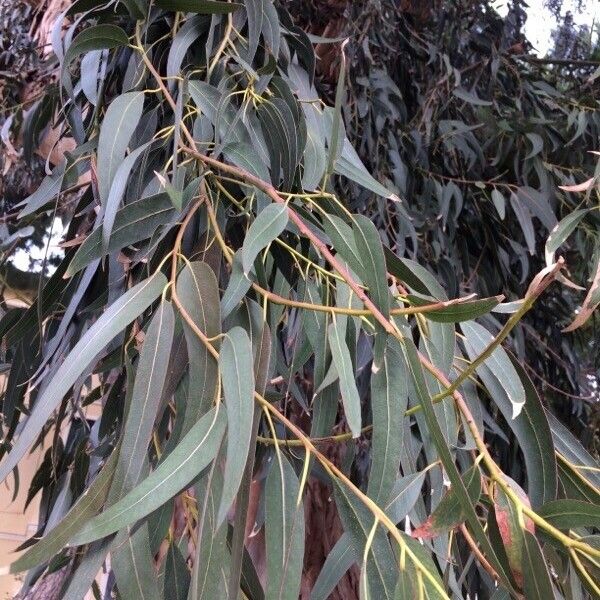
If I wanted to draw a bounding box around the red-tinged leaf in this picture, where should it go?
[412,465,481,540]
[494,478,535,587]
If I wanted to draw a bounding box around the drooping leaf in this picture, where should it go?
[167,15,211,78]
[0,273,167,484]
[402,337,514,590]
[70,407,226,544]
[176,261,221,432]
[265,453,305,600]
[352,215,390,319]
[188,80,251,146]
[321,213,364,278]
[66,191,181,276]
[109,301,174,498]
[334,141,395,200]
[221,250,253,318]
[112,527,161,600]
[18,160,68,217]
[10,450,118,573]
[164,541,191,600]
[102,140,155,250]
[491,188,506,220]
[97,92,145,206]
[245,0,280,63]
[310,533,355,600]
[461,320,526,419]
[332,478,397,599]
[522,531,555,600]
[494,480,534,587]
[190,466,230,599]
[242,204,288,275]
[464,352,557,508]
[547,411,600,492]
[327,321,361,438]
[217,326,255,524]
[367,336,407,505]
[63,24,128,72]
[385,471,428,525]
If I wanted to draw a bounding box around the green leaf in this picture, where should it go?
[537,500,600,530]
[167,15,211,77]
[545,208,590,267]
[164,541,191,600]
[221,250,253,318]
[156,0,242,13]
[411,465,481,539]
[176,262,221,433]
[386,471,428,524]
[461,320,526,419]
[10,450,118,573]
[402,337,515,590]
[321,213,364,278]
[61,539,112,599]
[109,301,174,499]
[18,160,67,217]
[103,139,154,251]
[190,467,230,599]
[393,568,417,599]
[327,40,347,176]
[188,81,250,146]
[547,411,600,491]
[524,132,544,160]
[407,294,502,323]
[509,192,535,254]
[491,188,506,220]
[112,528,161,600]
[258,98,301,189]
[452,87,492,106]
[223,141,271,183]
[245,0,281,63]
[352,215,390,319]
[334,142,395,199]
[327,321,361,438]
[383,248,446,298]
[97,92,145,206]
[467,352,557,508]
[302,127,327,190]
[70,407,226,544]
[66,192,178,276]
[242,204,288,275]
[332,478,397,599]
[522,531,555,600]
[63,24,128,70]
[265,453,305,600]
[217,326,255,524]
[310,533,354,600]
[0,273,167,484]
[367,336,407,505]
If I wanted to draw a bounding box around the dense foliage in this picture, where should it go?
[1,1,599,599]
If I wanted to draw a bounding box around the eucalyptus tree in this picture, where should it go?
[1,1,599,599]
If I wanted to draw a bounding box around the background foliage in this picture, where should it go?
[1,0,599,599]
